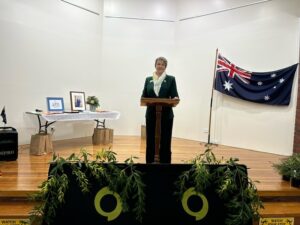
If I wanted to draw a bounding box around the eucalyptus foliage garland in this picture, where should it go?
[175,145,263,225]
[30,145,262,225]
[30,148,145,225]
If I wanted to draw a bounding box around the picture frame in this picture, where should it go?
[70,91,86,111]
[46,97,64,112]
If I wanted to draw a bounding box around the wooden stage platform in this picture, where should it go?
[0,136,300,224]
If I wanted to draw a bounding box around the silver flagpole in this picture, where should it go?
[207,49,219,144]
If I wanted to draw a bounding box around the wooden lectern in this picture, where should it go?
[140,97,180,163]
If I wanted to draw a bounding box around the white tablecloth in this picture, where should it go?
[26,111,120,122]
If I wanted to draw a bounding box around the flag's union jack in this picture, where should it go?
[217,54,251,84]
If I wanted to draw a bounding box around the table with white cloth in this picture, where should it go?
[26,111,120,134]
[26,111,120,154]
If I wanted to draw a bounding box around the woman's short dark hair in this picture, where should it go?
[155,57,168,67]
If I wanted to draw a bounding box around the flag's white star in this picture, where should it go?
[223,81,233,91]
[271,73,277,78]
[264,95,270,101]
[273,86,277,89]
[279,78,285,83]
[257,81,263,86]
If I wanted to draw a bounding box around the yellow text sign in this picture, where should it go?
[259,217,294,225]
[0,219,29,225]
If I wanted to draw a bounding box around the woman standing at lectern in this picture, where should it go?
[141,57,179,163]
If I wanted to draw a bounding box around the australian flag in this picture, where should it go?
[214,53,298,105]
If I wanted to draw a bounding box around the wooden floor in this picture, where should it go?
[0,135,300,223]
[0,135,298,196]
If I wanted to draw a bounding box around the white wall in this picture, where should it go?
[0,0,299,156]
[0,0,103,143]
[100,0,176,134]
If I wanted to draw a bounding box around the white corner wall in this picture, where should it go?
[0,0,299,156]
[174,0,300,155]
[0,0,103,143]
[100,0,176,135]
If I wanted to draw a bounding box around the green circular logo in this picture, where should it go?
[181,187,209,221]
[94,186,122,221]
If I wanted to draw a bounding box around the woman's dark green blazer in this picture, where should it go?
[142,75,179,119]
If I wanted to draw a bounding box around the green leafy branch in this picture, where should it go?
[124,156,146,222]
[215,158,263,225]
[30,148,145,224]
[175,146,263,225]
[29,158,69,225]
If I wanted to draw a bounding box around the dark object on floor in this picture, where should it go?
[0,127,18,161]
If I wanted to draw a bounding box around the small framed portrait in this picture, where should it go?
[47,97,64,112]
[70,91,86,111]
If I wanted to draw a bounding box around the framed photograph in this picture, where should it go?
[70,91,86,111]
[47,97,64,112]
